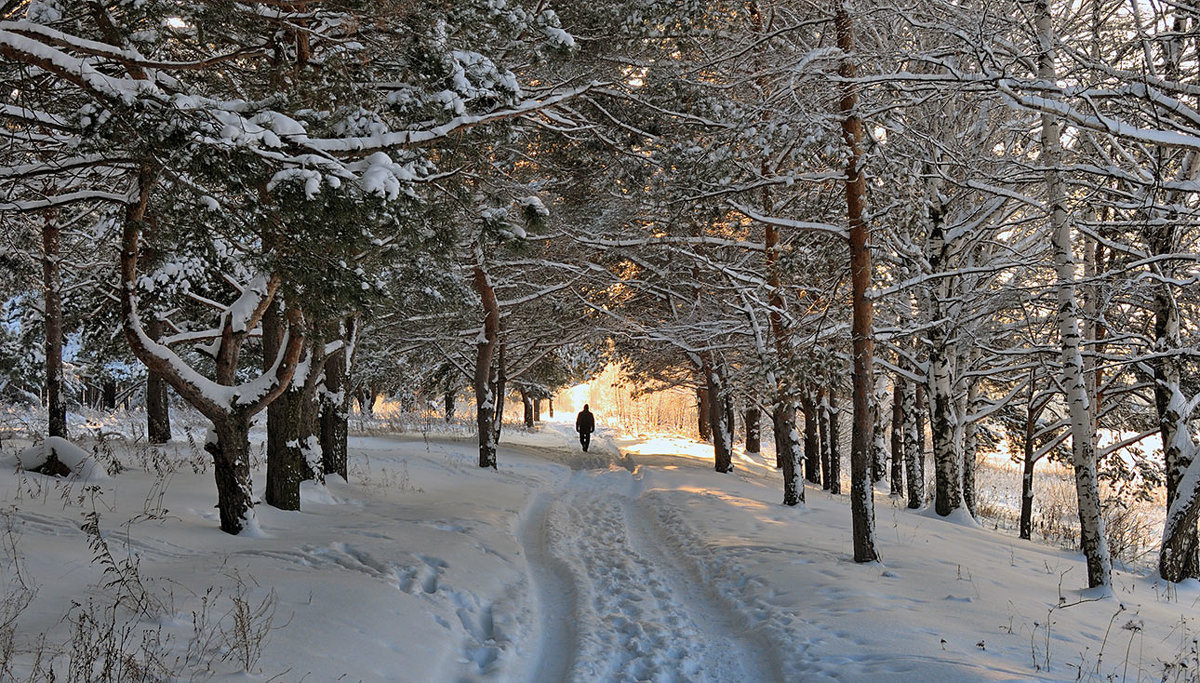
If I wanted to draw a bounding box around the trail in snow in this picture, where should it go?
[520,491,579,683]
[527,466,781,682]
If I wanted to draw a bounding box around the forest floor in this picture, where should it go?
[1,410,1199,681]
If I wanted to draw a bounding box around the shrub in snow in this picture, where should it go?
[7,437,109,481]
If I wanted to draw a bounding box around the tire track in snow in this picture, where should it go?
[536,470,779,682]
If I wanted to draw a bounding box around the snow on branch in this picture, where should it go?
[728,201,848,239]
[0,102,71,130]
[0,189,128,212]
[295,83,605,155]
[0,28,166,103]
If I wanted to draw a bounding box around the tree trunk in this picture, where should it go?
[1019,412,1037,541]
[871,377,887,483]
[521,387,534,428]
[145,315,172,443]
[119,164,303,535]
[472,252,500,469]
[928,341,960,516]
[926,212,962,518]
[270,386,308,510]
[1150,228,1200,581]
[492,343,507,444]
[42,213,66,440]
[703,356,733,473]
[828,390,842,495]
[548,398,554,418]
[910,383,927,508]
[534,397,542,423]
[320,346,348,481]
[356,386,374,418]
[756,92,797,496]
[745,406,761,455]
[299,350,324,485]
[837,2,877,562]
[890,379,904,496]
[773,401,803,505]
[802,392,821,484]
[264,302,304,511]
[1039,0,1110,588]
[696,385,712,441]
[444,381,455,423]
[207,416,256,535]
[321,316,356,481]
[819,390,831,490]
[962,380,980,519]
[724,394,735,450]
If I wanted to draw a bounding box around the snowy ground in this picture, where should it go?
[2,413,1199,682]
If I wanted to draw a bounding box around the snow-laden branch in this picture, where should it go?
[1,20,261,74]
[728,202,849,239]
[292,83,605,155]
[0,28,166,103]
[995,81,1200,151]
[0,154,131,181]
[0,102,71,130]
[571,233,766,252]
[0,189,128,212]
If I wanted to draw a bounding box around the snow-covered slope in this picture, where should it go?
[1,422,1197,681]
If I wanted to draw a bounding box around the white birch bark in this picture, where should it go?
[1037,0,1111,588]
[925,207,962,517]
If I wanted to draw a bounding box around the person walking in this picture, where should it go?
[575,404,595,452]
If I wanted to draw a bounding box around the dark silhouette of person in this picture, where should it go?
[575,404,595,452]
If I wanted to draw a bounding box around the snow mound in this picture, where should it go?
[8,436,110,481]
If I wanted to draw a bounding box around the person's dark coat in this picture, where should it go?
[576,407,595,434]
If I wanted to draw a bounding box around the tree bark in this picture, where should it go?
[724,394,735,450]
[774,401,804,505]
[1150,227,1200,581]
[890,379,904,496]
[909,383,926,509]
[320,347,348,480]
[472,247,501,469]
[492,343,507,444]
[926,209,962,517]
[871,377,888,484]
[207,417,255,535]
[703,355,733,473]
[837,2,878,562]
[145,315,172,443]
[696,385,712,441]
[1019,404,1037,541]
[1039,0,1110,588]
[41,213,66,440]
[264,302,305,511]
[828,390,842,495]
[962,380,980,519]
[819,390,831,490]
[521,386,534,428]
[745,406,761,455]
[321,315,356,481]
[802,391,821,484]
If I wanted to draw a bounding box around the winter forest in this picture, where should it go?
[2,0,1200,680]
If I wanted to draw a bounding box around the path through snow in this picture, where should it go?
[525,463,781,682]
